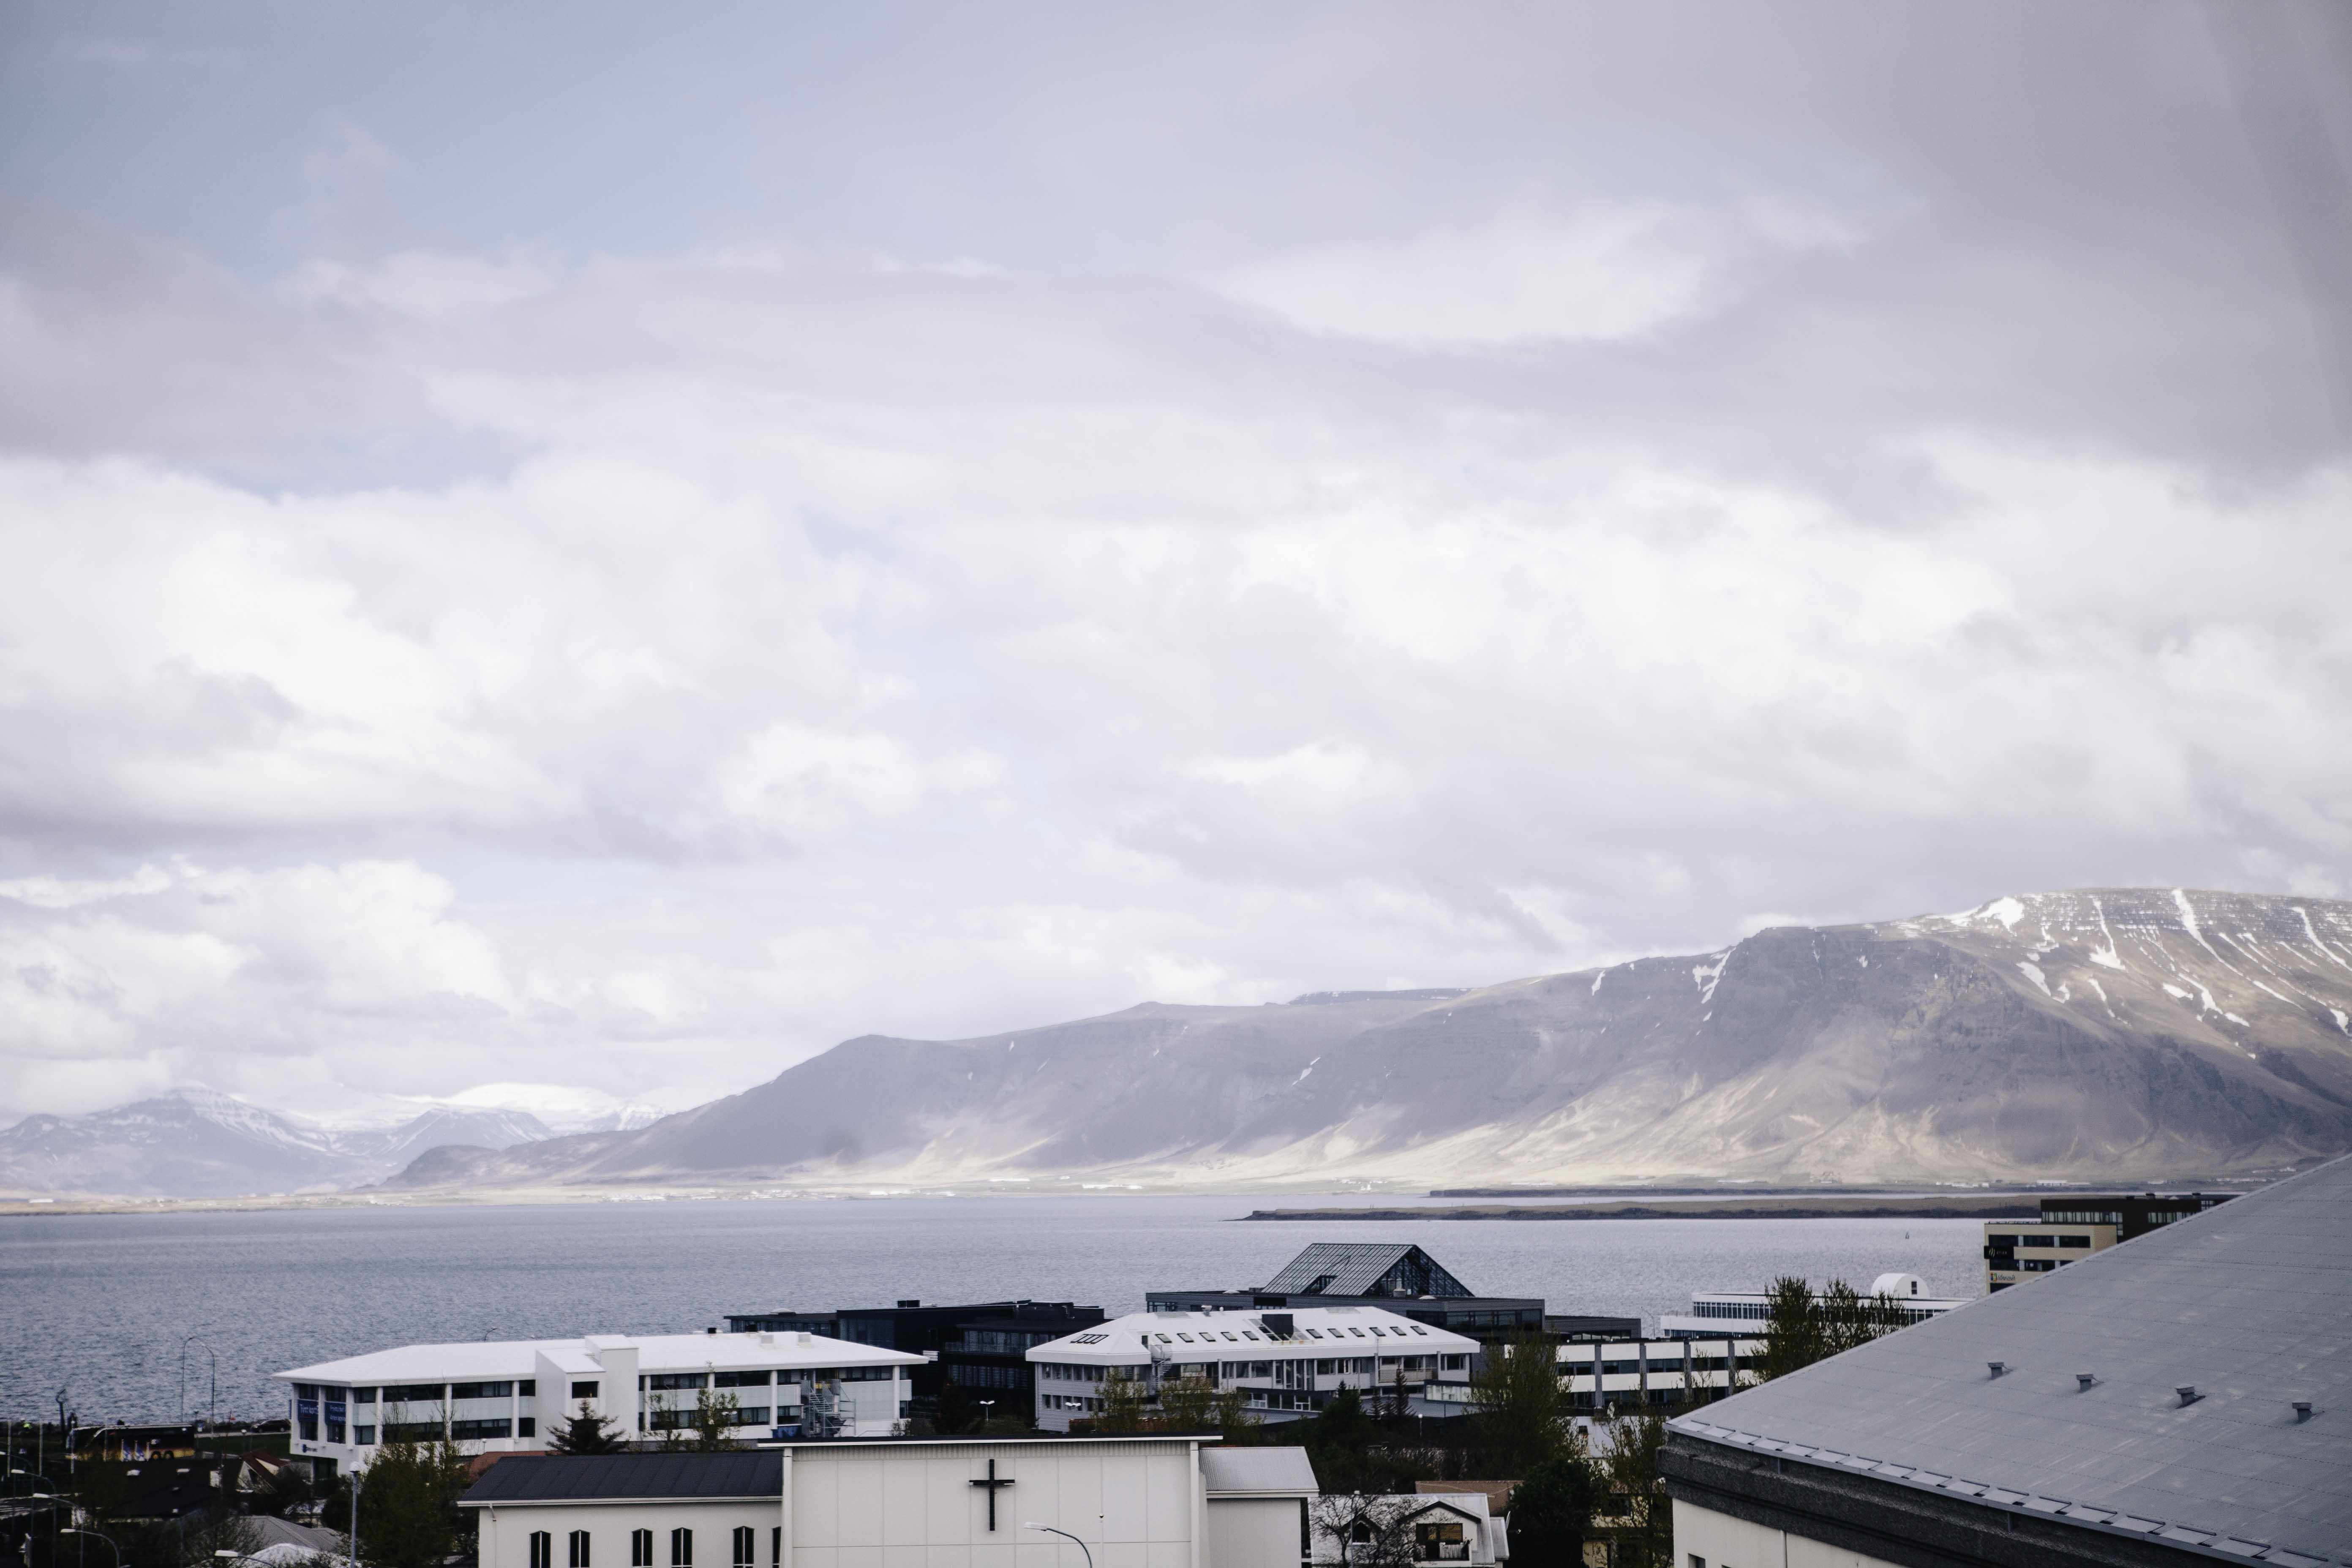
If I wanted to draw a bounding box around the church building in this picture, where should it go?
[463,1436,1322,1568]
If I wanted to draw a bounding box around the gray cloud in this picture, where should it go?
[0,0,2346,1123]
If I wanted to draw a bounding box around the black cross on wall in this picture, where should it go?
[968,1458,1015,1530]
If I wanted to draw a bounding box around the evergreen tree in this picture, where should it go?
[690,1388,741,1451]
[1752,1275,1826,1381]
[1506,1448,1599,1568]
[548,1403,626,1456]
[357,1440,473,1568]
[1469,1332,1564,1473]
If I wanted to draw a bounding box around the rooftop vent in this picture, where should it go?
[2076,1374,2096,1390]
[2292,1401,2314,1422]
[2177,1386,2201,1407]
[706,1326,718,1335]
[797,1333,812,1345]
[1987,1362,2006,1379]
[899,1300,920,1308]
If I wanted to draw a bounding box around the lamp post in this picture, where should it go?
[1022,1524,1092,1568]
[181,1338,219,1429]
[60,1529,120,1568]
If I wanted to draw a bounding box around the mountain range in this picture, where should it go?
[383,887,2352,1193]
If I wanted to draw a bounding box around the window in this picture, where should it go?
[352,1388,379,1405]
[529,1533,553,1568]
[631,1532,653,1568]
[518,1418,537,1438]
[383,1383,446,1403]
[770,1530,780,1568]
[2059,1234,2092,1248]
[1414,1521,1467,1561]
[714,1369,771,1388]
[730,1408,772,1426]
[354,1427,376,1445]
[450,1418,512,1440]
[569,1532,591,1568]
[1440,1355,1468,1372]
[571,1381,599,1400]
[519,1380,537,1396]
[671,1530,693,1567]
[382,1421,444,1443]
[731,1528,754,1568]
[451,1382,514,1400]
[648,1373,708,1391]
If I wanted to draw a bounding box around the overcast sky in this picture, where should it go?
[2,0,2349,1125]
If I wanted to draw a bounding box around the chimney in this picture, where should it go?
[2076,1374,2096,1390]
[2177,1386,2201,1407]
[2292,1401,2314,1422]
[1987,1363,2006,1378]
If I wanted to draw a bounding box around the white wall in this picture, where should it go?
[1204,1499,1301,1568]
[480,1501,784,1568]
[790,1441,1199,1568]
[1672,1499,1911,1568]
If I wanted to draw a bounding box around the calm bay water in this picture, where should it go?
[0,1196,1985,1424]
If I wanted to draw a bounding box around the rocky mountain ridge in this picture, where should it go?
[389,887,2352,1191]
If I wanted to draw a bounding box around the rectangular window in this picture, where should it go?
[383,1383,447,1403]
[351,1388,379,1405]
[569,1532,591,1568]
[519,1380,536,1396]
[731,1527,754,1568]
[770,1530,780,1568]
[670,1529,693,1567]
[451,1382,515,1400]
[730,1408,771,1427]
[571,1381,599,1400]
[382,1422,445,1443]
[2059,1235,2092,1248]
[518,1418,536,1438]
[648,1373,708,1391]
[450,1419,512,1440]
[529,1533,552,1568]
[631,1532,653,1568]
[353,1427,376,1446]
[713,1370,771,1388]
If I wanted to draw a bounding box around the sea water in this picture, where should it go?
[0,1195,1984,1423]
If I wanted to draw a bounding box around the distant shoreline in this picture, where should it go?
[1241,1196,2047,1221]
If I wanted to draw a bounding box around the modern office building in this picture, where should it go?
[461,1437,1322,1568]
[1409,1336,1766,1418]
[1984,1192,2235,1292]
[274,1330,923,1475]
[1663,1156,2349,1568]
[1659,1272,1967,1337]
[722,1301,1106,1417]
[1148,1243,1550,1345]
[1027,1305,1480,1430]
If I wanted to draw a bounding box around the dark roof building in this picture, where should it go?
[1663,1155,2352,1568]
[1150,1242,1549,1345]
[721,1299,1105,1419]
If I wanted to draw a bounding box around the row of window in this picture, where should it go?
[293,1381,540,1403]
[528,1526,779,1568]
[1140,1323,1434,1347]
[1985,1234,2093,1249]
[948,1363,1023,1390]
[646,1407,773,1429]
[297,1417,538,1445]
[641,1368,897,1391]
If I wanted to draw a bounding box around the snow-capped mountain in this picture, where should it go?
[0,1088,552,1197]
[392,888,2352,1191]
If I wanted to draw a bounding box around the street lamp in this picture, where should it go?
[181,1338,220,1428]
[1022,1523,1092,1568]
[60,1529,121,1568]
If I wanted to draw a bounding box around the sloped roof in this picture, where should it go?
[1201,1447,1318,1497]
[460,1452,782,1505]
[1668,1154,2352,1564]
[1262,1243,1468,1297]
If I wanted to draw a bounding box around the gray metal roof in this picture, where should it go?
[1260,1242,1469,1297]
[1668,1154,2352,1565]
[461,1452,782,1505]
[1200,1447,1319,1497]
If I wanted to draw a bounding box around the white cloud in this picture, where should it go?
[1210,188,1863,346]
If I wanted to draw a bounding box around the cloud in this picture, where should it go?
[1212,188,1867,346]
[0,1,2345,1126]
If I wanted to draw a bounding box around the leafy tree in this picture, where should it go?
[1818,1281,1906,1356]
[1469,1332,1564,1473]
[548,1402,626,1456]
[357,1440,473,1568]
[1156,1377,1253,1441]
[690,1388,741,1451]
[1594,1408,1671,1568]
[1506,1447,1599,1568]
[1091,1371,1151,1433]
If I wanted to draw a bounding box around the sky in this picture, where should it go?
[1,0,2349,1126]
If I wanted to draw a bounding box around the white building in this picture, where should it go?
[1658,1272,1966,1338]
[463,1437,1321,1568]
[1027,1306,1479,1431]
[275,1330,924,1473]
